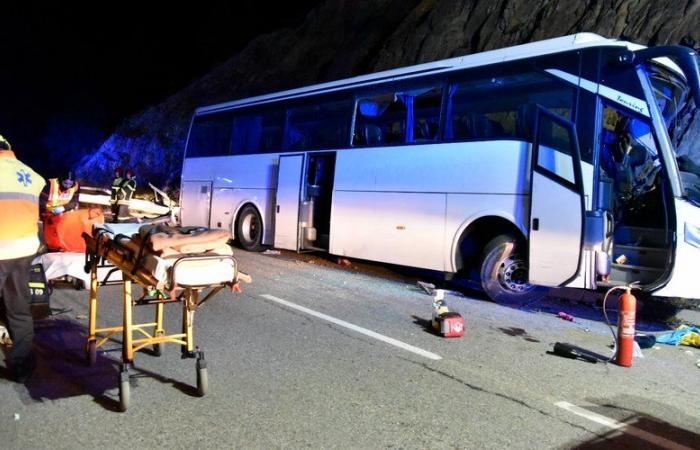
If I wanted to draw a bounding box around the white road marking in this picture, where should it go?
[555,401,695,450]
[260,294,442,360]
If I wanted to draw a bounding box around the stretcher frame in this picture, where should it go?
[82,231,243,412]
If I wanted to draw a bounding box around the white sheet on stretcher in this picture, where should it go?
[93,224,235,287]
[33,252,123,288]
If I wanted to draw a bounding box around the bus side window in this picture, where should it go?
[187,113,234,158]
[353,93,405,147]
[231,109,284,154]
[352,85,442,147]
[284,98,352,151]
[411,87,442,143]
[231,114,263,154]
[599,104,660,201]
[444,71,575,143]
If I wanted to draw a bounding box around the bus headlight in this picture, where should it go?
[684,223,700,248]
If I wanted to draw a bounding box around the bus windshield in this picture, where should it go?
[647,62,700,204]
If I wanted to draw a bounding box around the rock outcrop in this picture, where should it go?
[76,0,700,189]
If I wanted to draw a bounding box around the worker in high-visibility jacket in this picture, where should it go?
[115,168,136,223]
[41,174,79,215]
[0,134,45,382]
[109,167,124,221]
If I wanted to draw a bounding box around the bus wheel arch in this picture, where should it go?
[454,215,526,275]
[234,203,265,252]
[453,215,548,304]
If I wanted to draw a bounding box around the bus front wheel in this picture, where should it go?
[236,205,264,252]
[479,235,548,305]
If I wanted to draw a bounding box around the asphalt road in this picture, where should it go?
[1,249,699,449]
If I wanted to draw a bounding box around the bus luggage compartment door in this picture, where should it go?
[180,181,212,227]
[274,154,304,251]
[528,108,584,286]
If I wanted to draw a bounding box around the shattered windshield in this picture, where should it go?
[646,62,700,204]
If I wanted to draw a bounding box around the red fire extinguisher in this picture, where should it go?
[615,288,637,367]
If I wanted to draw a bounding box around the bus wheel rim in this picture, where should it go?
[499,257,534,293]
[242,213,259,243]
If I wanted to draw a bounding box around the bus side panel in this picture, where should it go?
[443,194,529,273]
[182,154,279,190]
[330,141,530,271]
[329,191,447,270]
[182,154,279,245]
[332,141,531,194]
[180,181,212,227]
[654,199,700,299]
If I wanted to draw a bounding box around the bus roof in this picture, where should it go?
[196,33,630,115]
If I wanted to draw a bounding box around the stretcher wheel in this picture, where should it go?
[72,278,85,290]
[152,343,161,357]
[119,380,130,412]
[196,367,208,397]
[119,365,130,412]
[87,341,97,366]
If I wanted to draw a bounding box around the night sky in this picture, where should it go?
[1,1,320,178]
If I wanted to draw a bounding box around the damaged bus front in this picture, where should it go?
[588,45,700,299]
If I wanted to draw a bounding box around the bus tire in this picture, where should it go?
[236,205,264,252]
[479,235,548,305]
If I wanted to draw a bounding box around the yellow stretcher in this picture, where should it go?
[82,227,250,412]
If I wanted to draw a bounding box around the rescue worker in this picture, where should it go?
[115,168,137,223]
[110,167,124,222]
[0,134,45,382]
[41,173,79,215]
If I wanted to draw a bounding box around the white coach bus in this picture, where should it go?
[180,33,700,303]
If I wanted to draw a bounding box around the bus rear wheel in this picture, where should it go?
[236,205,264,251]
[479,235,548,305]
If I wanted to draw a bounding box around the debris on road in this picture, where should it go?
[634,333,656,349]
[656,325,700,348]
[550,342,605,363]
[633,341,645,358]
[417,281,436,296]
[75,314,87,320]
[557,311,575,322]
[336,257,352,267]
[263,249,281,255]
[431,291,464,338]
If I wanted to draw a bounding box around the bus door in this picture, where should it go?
[300,152,336,251]
[180,180,212,227]
[528,107,585,286]
[274,154,305,251]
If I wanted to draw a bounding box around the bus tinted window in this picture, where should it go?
[187,113,233,157]
[445,72,575,142]
[411,87,442,143]
[353,85,443,147]
[353,92,406,146]
[231,109,284,154]
[285,98,352,150]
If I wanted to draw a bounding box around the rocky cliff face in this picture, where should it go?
[76,0,700,189]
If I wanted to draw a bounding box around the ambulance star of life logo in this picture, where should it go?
[16,169,32,186]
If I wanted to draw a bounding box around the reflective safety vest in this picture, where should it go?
[45,178,79,211]
[117,177,136,205]
[0,150,46,260]
[110,176,123,205]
